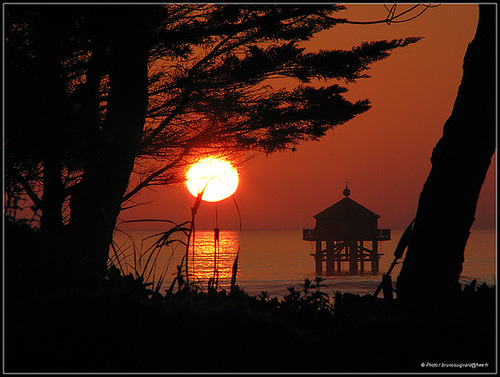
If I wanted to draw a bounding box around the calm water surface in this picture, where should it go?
[112,229,496,298]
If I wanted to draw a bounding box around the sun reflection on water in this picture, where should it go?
[189,230,240,290]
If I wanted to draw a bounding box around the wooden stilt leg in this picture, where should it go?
[315,241,323,275]
[326,241,334,275]
[337,242,342,272]
[372,239,379,273]
[359,241,364,273]
[349,241,358,274]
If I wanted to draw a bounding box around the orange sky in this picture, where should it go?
[120,4,496,232]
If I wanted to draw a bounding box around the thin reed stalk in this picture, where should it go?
[111,219,190,294]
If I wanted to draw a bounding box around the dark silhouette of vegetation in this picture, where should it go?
[4,5,496,373]
[396,4,496,304]
[5,218,495,373]
[5,4,419,280]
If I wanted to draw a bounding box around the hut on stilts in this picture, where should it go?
[303,185,390,275]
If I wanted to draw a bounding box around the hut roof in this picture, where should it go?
[314,197,380,220]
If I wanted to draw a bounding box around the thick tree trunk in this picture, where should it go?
[396,5,496,303]
[81,38,107,152]
[68,9,151,278]
[41,158,64,234]
[37,12,67,236]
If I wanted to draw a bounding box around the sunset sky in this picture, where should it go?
[120,4,496,232]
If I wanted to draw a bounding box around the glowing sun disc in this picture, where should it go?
[186,157,239,202]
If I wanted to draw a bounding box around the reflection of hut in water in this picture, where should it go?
[303,186,391,275]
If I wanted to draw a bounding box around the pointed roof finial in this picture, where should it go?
[343,180,351,197]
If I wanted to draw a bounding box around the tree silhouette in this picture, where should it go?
[5,6,88,233]
[396,5,496,304]
[5,4,419,278]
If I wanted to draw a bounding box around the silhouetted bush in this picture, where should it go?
[4,219,496,373]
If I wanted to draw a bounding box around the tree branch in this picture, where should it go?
[122,146,192,203]
[141,32,248,150]
[9,167,44,209]
[319,4,438,26]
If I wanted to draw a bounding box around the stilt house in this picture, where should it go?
[303,186,391,275]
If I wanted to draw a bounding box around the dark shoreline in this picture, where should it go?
[4,221,497,373]
[5,278,496,373]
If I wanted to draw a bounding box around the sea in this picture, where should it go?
[111,228,496,298]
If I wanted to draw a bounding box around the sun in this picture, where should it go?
[186,157,239,202]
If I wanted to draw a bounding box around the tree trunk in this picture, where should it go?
[68,8,151,278]
[41,157,64,234]
[39,54,66,236]
[396,5,496,303]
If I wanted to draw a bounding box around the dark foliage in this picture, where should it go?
[5,220,496,373]
[4,4,421,286]
[5,4,420,224]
